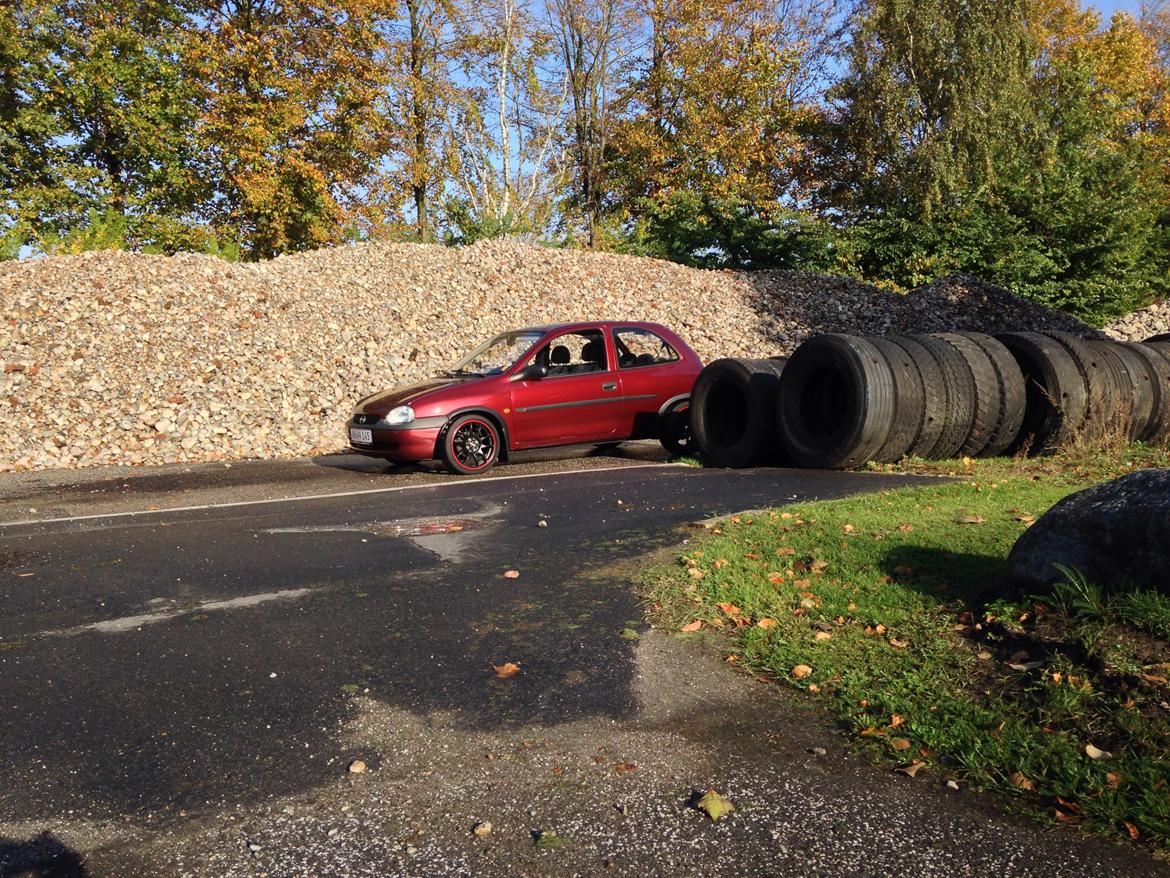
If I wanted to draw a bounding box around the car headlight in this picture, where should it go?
[383,405,415,425]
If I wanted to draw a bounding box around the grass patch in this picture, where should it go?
[647,452,1170,849]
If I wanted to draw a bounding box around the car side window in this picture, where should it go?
[529,329,609,376]
[614,328,679,369]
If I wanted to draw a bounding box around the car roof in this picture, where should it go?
[515,320,671,335]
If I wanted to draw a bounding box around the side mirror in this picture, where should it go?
[521,363,548,380]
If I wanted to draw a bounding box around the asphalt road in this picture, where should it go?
[0,454,1164,877]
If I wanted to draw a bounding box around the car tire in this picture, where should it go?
[776,334,896,469]
[440,414,501,475]
[866,337,925,463]
[659,403,693,457]
[690,358,786,468]
[996,332,1088,454]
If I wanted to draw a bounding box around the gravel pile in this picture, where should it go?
[0,240,1113,472]
[1105,300,1170,341]
[890,274,1106,336]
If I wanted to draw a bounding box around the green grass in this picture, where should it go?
[647,451,1170,849]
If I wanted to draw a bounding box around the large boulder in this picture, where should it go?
[1008,469,1170,593]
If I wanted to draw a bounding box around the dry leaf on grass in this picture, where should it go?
[716,602,742,616]
[713,559,729,569]
[842,524,855,534]
[1085,743,1113,760]
[689,568,706,580]
[955,514,986,525]
[680,620,702,632]
[1010,772,1035,791]
[757,618,778,629]
[814,631,832,641]
[1125,821,1140,840]
[777,547,796,556]
[493,662,521,679]
[889,637,909,648]
[890,738,912,751]
[897,523,914,532]
[792,664,813,679]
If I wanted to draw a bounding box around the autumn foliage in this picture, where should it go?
[1,0,1167,322]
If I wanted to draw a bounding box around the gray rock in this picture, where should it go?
[1008,469,1170,593]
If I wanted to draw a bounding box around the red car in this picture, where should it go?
[346,321,703,474]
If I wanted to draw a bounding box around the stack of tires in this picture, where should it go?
[690,332,1170,469]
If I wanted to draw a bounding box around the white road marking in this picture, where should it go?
[0,463,674,529]
[39,587,317,637]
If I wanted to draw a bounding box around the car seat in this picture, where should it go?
[577,339,605,373]
[550,344,571,375]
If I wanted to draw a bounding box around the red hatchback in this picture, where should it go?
[346,321,703,473]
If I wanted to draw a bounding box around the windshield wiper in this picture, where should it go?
[441,368,481,377]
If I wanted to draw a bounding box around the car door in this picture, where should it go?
[610,326,687,438]
[509,328,623,448]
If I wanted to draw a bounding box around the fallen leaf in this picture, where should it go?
[1125,821,1140,840]
[955,514,985,525]
[708,617,725,628]
[493,662,521,679]
[695,789,735,822]
[1015,513,1035,523]
[807,683,821,692]
[794,579,812,589]
[1055,810,1078,824]
[889,714,905,728]
[799,598,817,609]
[725,654,740,663]
[713,559,729,570]
[842,524,855,534]
[792,664,813,679]
[757,617,778,629]
[768,573,785,585]
[814,631,832,641]
[875,624,888,635]
[679,620,702,632]
[473,820,493,837]
[897,523,914,532]
[888,637,909,648]
[1106,772,1123,789]
[1010,772,1035,791]
[1085,743,1112,760]
[614,762,638,774]
[777,547,796,556]
[348,759,367,774]
[890,737,912,751]
[716,602,742,616]
[503,570,521,579]
[810,559,829,574]
[689,568,706,580]
[895,760,925,778]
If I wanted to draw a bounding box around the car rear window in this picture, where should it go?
[614,328,679,369]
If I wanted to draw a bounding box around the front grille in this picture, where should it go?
[353,414,380,425]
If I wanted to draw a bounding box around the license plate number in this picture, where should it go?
[349,427,373,444]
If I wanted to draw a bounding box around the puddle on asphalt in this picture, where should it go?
[262,508,500,565]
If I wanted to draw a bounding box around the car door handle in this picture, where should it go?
[601,382,617,392]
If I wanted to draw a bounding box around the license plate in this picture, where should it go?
[349,427,373,444]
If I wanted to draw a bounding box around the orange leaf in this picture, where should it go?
[493,662,521,678]
[709,617,725,628]
[1125,821,1140,840]
[614,761,638,774]
[1010,772,1035,791]
[890,737,912,751]
[713,559,729,569]
[777,547,796,556]
[792,664,812,679]
[768,573,785,585]
[503,570,520,579]
[680,620,702,632]
[889,637,909,648]
[889,714,905,728]
[814,631,832,641]
[757,618,778,629]
[716,602,742,616]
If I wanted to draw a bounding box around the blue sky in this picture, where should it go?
[1095,0,1146,15]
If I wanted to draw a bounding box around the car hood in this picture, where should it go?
[354,376,477,416]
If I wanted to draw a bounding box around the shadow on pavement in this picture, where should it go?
[0,833,87,878]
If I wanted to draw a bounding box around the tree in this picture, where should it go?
[823,0,1034,223]
[185,0,395,258]
[549,0,627,246]
[447,0,567,236]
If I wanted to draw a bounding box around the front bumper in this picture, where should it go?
[345,415,447,462]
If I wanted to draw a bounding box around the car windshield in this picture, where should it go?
[446,330,547,376]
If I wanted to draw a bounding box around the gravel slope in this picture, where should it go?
[0,240,1144,473]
